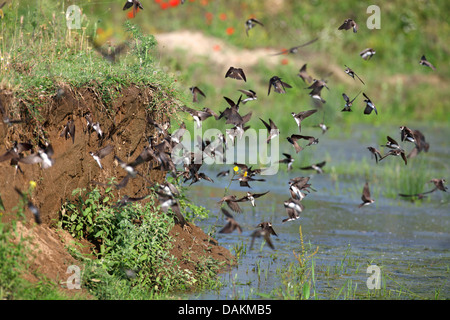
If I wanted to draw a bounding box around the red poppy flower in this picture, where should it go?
[226,27,235,35]
[219,13,227,21]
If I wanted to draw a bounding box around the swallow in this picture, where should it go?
[367,146,382,163]
[217,195,243,213]
[287,134,304,153]
[257,222,278,237]
[338,19,358,33]
[362,92,377,115]
[382,136,402,150]
[237,89,257,104]
[245,18,264,36]
[419,55,436,71]
[297,63,313,84]
[297,134,319,147]
[182,105,216,128]
[90,40,128,63]
[429,178,447,192]
[218,96,249,132]
[158,195,187,227]
[268,76,292,95]
[146,116,170,137]
[277,153,295,171]
[306,78,329,91]
[341,91,361,112]
[14,187,41,225]
[270,38,319,55]
[315,122,330,134]
[283,198,304,223]
[300,161,326,174]
[291,109,317,132]
[233,163,262,177]
[358,182,375,208]
[232,174,266,189]
[123,0,143,17]
[0,142,33,163]
[407,129,429,158]
[219,208,243,234]
[216,169,230,178]
[89,145,114,169]
[156,181,181,198]
[60,119,75,144]
[225,66,246,82]
[18,142,54,169]
[345,65,365,85]
[309,86,326,103]
[113,194,149,208]
[236,191,270,207]
[379,148,407,165]
[398,192,430,201]
[260,118,279,143]
[114,155,152,189]
[189,86,206,103]
[399,126,416,143]
[360,48,376,60]
[85,114,103,139]
[289,177,313,200]
[250,224,276,250]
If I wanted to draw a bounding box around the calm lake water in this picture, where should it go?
[180,124,450,299]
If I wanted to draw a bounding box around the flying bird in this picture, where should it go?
[270,38,319,55]
[60,119,76,144]
[18,142,54,169]
[297,64,314,84]
[282,198,304,223]
[367,146,382,164]
[217,195,243,213]
[429,178,447,192]
[362,92,377,115]
[291,109,317,132]
[277,153,295,171]
[236,191,270,207]
[399,126,416,144]
[219,208,242,234]
[250,223,277,250]
[419,55,436,70]
[89,145,114,169]
[358,182,375,208]
[379,148,408,165]
[260,118,279,143]
[338,19,358,33]
[123,0,143,17]
[344,65,365,85]
[14,187,41,225]
[225,67,246,82]
[245,18,264,36]
[360,48,376,60]
[341,91,361,112]
[300,161,326,174]
[189,86,206,103]
[268,76,292,95]
[237,89,257,104]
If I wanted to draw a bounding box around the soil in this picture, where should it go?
[0,82,234,298]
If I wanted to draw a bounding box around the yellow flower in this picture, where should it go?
[29,180,37,189]
[233,166,239,172]
[243,171,248,177]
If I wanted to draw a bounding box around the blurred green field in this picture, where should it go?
[1,0,449,135]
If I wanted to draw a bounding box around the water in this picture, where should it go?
[180,125,450,299]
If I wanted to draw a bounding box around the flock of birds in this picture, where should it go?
[0,1,447,253]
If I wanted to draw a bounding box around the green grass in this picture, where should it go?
[58,182,222,299]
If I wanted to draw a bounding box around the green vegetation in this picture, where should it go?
[58,183,222,299]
